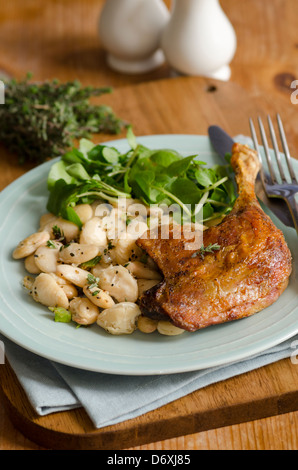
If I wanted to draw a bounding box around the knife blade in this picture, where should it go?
[208,125,295,228]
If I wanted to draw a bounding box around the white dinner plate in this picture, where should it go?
[0,135,297,375]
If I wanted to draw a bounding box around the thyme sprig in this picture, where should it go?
[191,243,221,259]
[86,273,100,296]
[0,73,127,164]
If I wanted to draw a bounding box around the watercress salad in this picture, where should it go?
[46,128,236,228]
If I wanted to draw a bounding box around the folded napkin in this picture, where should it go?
[1,333,297,429]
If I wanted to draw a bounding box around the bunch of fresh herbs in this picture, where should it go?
[46,127,236,227]
[0,73,126,164]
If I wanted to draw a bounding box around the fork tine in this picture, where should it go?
[276,114,298,184]
[267,115,287,182]
[249,118,266,184]
[257,116,278,184]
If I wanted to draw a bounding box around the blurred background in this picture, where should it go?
[0,0,297,106]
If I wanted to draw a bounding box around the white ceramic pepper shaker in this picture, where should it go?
[161,0,237,81]
[98,0,170,74]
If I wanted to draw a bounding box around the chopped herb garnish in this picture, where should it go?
[192,243,221,259]
[49,307,71,323]
[107,241,115,250]
[52,225,64,242]
[87,273,100,290]
[46,240,57,249]
[79,255,102,269]
[91,290,100,296]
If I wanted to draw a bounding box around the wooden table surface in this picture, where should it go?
[0,0,298,451]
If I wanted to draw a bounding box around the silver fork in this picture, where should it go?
[249,114,298,235]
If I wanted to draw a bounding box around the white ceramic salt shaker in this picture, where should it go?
[98,0,170,74]
[161,0,237,81]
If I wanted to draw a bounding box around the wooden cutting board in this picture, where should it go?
[1,75,298,450]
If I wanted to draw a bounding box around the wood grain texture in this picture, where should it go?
[0,0,297,104]
[0,0,298,451]
[2,355,298,450]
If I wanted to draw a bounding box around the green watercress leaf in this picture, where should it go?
[126,125,138,150]
[65,163,91,181]
[166,155,197,177]
[47,160,75,189]
[203,203,214,220]
[195,168,218,188]
[150,149,181,167]
[169,178,202,205]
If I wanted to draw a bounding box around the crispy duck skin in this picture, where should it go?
[136,143,292,332]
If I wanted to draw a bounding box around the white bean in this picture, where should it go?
[12,231,50,259]
[48,272,69,285]
[96,244,117,265]
[125,261,162,280]
[91,262,112,278]
[31,273,69,309]
[137,316,158,334]
[137,279,160,297]
[83,284,115,309]
[102,208,126,240]
[126,219,148,239]
[39,213,57,230]
[39,218,58,235]
[98,265,138,303]
[60,283,78,300]
[69,297,99,325]
[157,321,185,336]
[23,275,34,291]
[55,218,80,242]
[91,200,108,216]
[56,264,90,287]
[34,241,63,273]
[79,217,108,247]
[94,202,112,218]
[113,234,143,265]
[126,203,147,219]
[41,218,79,242]
[97,302,141,335]
[48,273,78,299]
[24,254,41,274]
[58,243,99,264]
[73,204,93,225]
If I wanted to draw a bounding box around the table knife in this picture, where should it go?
[208,125,295,228]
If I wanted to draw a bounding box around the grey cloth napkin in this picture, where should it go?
[1,333,297,429]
